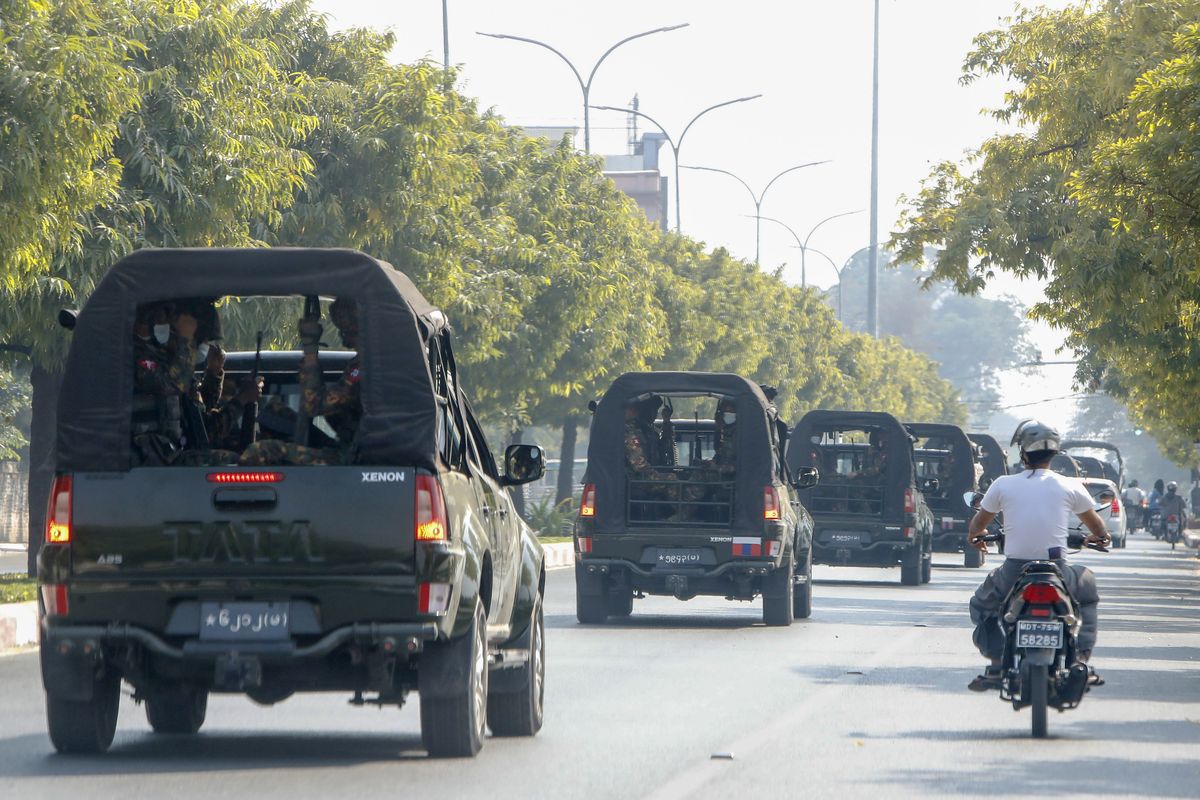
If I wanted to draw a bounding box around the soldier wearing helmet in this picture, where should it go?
[964,419,1109,692]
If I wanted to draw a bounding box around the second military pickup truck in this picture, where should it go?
[39,248,547,758]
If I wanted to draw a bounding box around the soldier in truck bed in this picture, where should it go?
[239,297,362,466]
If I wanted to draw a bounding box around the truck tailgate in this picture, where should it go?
[69,467,416,578]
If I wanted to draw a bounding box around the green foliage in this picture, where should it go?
[0,573,36,603]
[892,0,1200,463]
[0,366,30,459]
[525,496,576,538]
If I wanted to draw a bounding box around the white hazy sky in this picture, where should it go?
[307,0,1082,433]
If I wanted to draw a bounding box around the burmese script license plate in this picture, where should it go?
[826,531,864,544]
[1016,620,1063,649]
[200,602,290,641]
[656,548,704,567]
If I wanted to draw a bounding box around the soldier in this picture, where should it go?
[851,429,889,480]
[702,398,738,478]
[239,297,362,466]
[131,302,191,465]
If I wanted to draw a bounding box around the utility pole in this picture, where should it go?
[867,0,881,337]
[442,0,450,70]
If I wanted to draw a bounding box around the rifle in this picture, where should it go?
[239,330,263,450]
[180,394,211,452]
[294,295,321,446]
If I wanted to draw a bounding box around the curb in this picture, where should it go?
[0,601,37,651]
[0,543,28,553]
[543,542,575,571]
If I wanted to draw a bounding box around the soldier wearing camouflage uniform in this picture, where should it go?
[239,297,362,466]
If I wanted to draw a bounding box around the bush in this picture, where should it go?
[0,574,36,604]
[526,496,576,538]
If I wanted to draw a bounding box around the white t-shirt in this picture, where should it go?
[979,469,1095,560]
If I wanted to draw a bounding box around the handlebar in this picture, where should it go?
[973,531,1109,553]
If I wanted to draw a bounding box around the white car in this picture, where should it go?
[1082,478,1127,548]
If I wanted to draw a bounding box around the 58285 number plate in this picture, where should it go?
[1015,620,1063,649]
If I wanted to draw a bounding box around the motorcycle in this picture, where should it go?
[1149,508,1164,539]
[1165,513,1182,549]
[967,495,1108,739]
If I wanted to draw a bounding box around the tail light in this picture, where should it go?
[1168,514,1179,524]
[46,475,72,545]
[414,474,448,542]
[41,584,69,617]
[576,536,593,554]
[418,582,451,615]
[580,484,596,518]
[1110,497,1119,514]
[903,527,915,539]
[1141,498,1147,508]
[1022,584,1064,604]
[763,486,781,520]
[904,488,915,514]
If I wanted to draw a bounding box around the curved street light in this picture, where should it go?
[754,211,862,287]
[592,95,763,232]
[476,24,689,153]
[681,161,830,266]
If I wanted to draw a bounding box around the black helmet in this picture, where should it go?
[1010,419,1061,455]
[1130,479,1139,488]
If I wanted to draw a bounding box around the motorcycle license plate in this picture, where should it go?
[1016,620,1063,649]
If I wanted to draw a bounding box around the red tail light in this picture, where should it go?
[1168,514,1179,524]
[415,474,448,542]
[763,486,781,520]
[1111,497,1120,514]
[904,488,915,514]
[207,471,284,484]
[576,536,593,554]
[46,475,72,545]
[417,582,451,614]
[1022,584,1064,604]
[580,484,596,518]
[41,584,69,617]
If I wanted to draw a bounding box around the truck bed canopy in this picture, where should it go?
[967,433,1007,482]
[57,247,443,471]
[584,372,776,534]
[906,422,977,499]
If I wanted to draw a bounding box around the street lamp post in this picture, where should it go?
[754,211,862,287]
[593,96,763,232]
[681,161,830,266]
[798,245,844,320]
[476,24,688,154]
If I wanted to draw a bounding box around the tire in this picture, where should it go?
[1030,664,1048,739]
[145,686,207,734]
[921,551,933,584]
[487,592,544,738]
[900,545,921,586]
[964,547,984,568]
[604,587,633,618]
[420,599,489,758]
[46,672,121,754]
[792,549,813,619]
[762,555,794,627]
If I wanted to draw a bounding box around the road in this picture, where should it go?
[1,536,1197,799]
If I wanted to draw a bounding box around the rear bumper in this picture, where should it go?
[576,556,781,599]
[931,530,969,552]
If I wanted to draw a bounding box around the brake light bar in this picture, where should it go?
[46,475,72,544]
[206,471,284,484]
[415,474,448,542]
[580,484,596,518]
[1022,584,1064,604]
[763,486,781,520]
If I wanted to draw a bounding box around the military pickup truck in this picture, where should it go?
[39,248,547,757]
[907,422,982,568]
[574,372,817,626]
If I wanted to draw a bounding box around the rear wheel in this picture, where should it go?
[792,549,813,619]
[964,547,984,568]
[420,599,488,757]
[487,592,544,737]
[1030,664,1049,738]
[46,671,121,754]
[921,551,933,583]
[900,544,921,586]
[145,685,207,734]
[762,555,794,627]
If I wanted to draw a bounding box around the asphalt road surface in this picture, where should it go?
[1,536,1197,799]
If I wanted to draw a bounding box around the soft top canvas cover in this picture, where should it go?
[907,422,977,497]
[786,410,916,487]
[57,247,442,471]
[967,433,1007,482]
[584,371,776,534]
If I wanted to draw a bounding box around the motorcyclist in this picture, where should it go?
[1160,481,1187,538]
[1122,479,1146,531]
[1147,478,1165,536]
[965,420,1109,692]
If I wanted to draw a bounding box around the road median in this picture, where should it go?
[0,601,37,652]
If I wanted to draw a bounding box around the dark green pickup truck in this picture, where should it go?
[39,248,546,757]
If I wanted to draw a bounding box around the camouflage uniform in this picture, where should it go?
[239,356,362,466]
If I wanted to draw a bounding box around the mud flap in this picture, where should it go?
[40,640,102,702]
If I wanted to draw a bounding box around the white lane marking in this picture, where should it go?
[643,620,929,800]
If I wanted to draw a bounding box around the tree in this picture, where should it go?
[891,0,1200,464]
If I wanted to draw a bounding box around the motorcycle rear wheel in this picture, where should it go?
[1030,664,1048,739]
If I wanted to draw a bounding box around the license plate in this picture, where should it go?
[1015,620,1063,649]
[826,531,864,544]
[656,548,704,567]
[200,602,290,641]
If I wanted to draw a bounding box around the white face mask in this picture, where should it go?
[721,412,737,426]
[153,324,171,345]
[196,342,210,364]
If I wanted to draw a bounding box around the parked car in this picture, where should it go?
[1082,478,1127,548]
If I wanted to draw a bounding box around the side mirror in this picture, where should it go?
[963,491,984,510]
[587,400,599,413]
[922,478,941,494]
[794,466,819,489]
[979,476,993,491]
[502,444,545,487]
[58,309,78,330]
